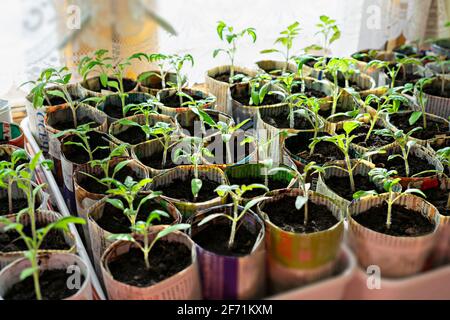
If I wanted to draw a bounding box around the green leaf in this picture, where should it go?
[353,190,378,199]
[243,196,271,213]
[198,213,230,226]
[106,198,124,211]
[20,267,38,281]
[408,111,422,126]
[155,224,191,241]
[295,195,307,210]
[343,121,360,135]
[191,178,202,197]
[108,233,135,242]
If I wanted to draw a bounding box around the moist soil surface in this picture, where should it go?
[138,150,177,170]
[421,188,450,216]
[336,123,394,149]
[319,105,356,123]
[154,175,220,202]
[4,269,85,300]
[103,105,136,120]
[231,90,282,106]
[284,132,345,165]
[261,110,315,130]
[95,198,175,234]
[77,165,142,195]
[371,151,435,176]
[0,221,70,252]
[179,113,223,137]
[291,85,328,98]
[160,92,208,108]
[50,115,99,131]
[424,85,450,99]
[113,126,148,145]
[325,174,379,201]
[108,241,191,287]
[213,72,249,84]
[388,113,449,140]
[205,141,253,165]
[0,197,38,216]
[193,222,257,256]
[62,131,111,164]
[353,203,435,236]
[227,176,289,198]
[263,197,339,233]
[325,74,364,92]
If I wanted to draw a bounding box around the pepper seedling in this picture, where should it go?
[270,73,302,128]
[213,21,257,84]
[78,49,112,85]
[269,161,324,225]
[293,54,317,92]
[166,54,194,106]
[198,184,269,249]
[246,73,274,106]
[260,22,301,74]
[131,53,172,89]
[353,167,425,229]
[367,56,422,89]
[403,78,434,129]
[314,15,341,65]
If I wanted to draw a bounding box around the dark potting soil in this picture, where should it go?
[319,105,356,123]
[138,151,177,170]
[103,105,137,120]
[261,110,314,130]
[154,175,220,202]
[62,131,111,164]
[421,188,450,216]
[369,97,411,111]
[336,123,394,149]
[4,269,85,300]
[424,85,450,99]
[263,197,339,233]
[0,151,28,166]
[108,241,191,287]
[227,176,289,198]
[284,132,344,165]
[95,198,175,234]
[50,115,99,132]
[179,112,223,137]
[160,92,207,108]
[77,165,141,195]
[325,174,379,201]
[0,198,32,216]
[371,152,435,177]
[388,113,449,140]
[113,126,148,145]
[232,90,282,107]
[390,72,422,87]
[0,221,70,252]
[291,85,328,98]
[326,74,363,91]
[213,72,248,84]
[353,203,435,236]
[193,222,256,256]
[206,141,253,164]
[430,138,450,152]
[86,77,136,93]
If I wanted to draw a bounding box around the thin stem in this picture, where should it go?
[143,230,150,270]
[345,154,355,192]
[7,180,12,214]
[31,253,42,300]
[228,200,239,249]
[386,191,394,229]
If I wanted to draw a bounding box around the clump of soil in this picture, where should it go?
[108,242,191,287]
[4,270,85,300]
[388,112,449,140]
[324,174,379,201]
[353,203,435,236]
[263,196,339,233]
[154,174,220,202]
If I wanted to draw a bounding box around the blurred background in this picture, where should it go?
[0,0,449,120]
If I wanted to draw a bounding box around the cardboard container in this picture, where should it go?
[157,88,216,118]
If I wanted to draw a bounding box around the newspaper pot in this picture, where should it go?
[425,62,450,76]
[0,122,24,148]
[101,226,201,300]
[157,88,216,118]
[385,110,450,146]
[351,50,395,86]
[0,180,47,217]
[175,108,234,140]
[255,60,298,78]
[150,165,228,218]
[0,253,92,300]
[25,84,84,152]
[325,71,376,101]
[301,55,330,80]
[131,138,181,177]
[187,204,266,299]
[60,131,118,214]
[383,63,431,88]
[109,113,175,146]
[205,65,257,114]
[87,194,181,273]
[73,157,149,243]
[431,38,450,58]
[224,163,295,203]
[258,189,344,293]
[369,143,443,190]
[44,103,108,185]
[98,92,153,125]
[0,210,76,270]
[79,76,138,98]
[138,70,177,96]
[316,160,376,211]
[230,82,287,125]
[416,76,450,119]
[347,193,439,277]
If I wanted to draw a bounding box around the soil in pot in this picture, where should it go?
[420,188,450,216]
[423,83,450,99]
[213,72,249,84]
[261,110,315,130]
[319,104,356,122]
[207,141,253,164]
[113,126,148,145]
[107,241,191,287]
[285,132,344,164]
[388,71,422,87]
[154,174,220,203]
[291,84,327,98]
[227,176,288,198]
[180,114,222,137]
[325,74,363,91]
[335,123,394,149]
[0,221,70,252]
[193,220,256,256]
[0,152,27,166]
[49,112,100,132]
[141,73,173,90]
[263,196,338,233]
[95,197,174,234]
[77,165,142,195]
[231,89,282,106]
[324,174,379,201]
[84,77,136,93]
[369,97,410,111]
[371,151,435,176]
[137,150,177,170]
[0,196,38,216]
[353,203,435,236]
[160,91,208,108]
[4,270,85,300]
[63,131,111,164]
[389,113,449,140]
